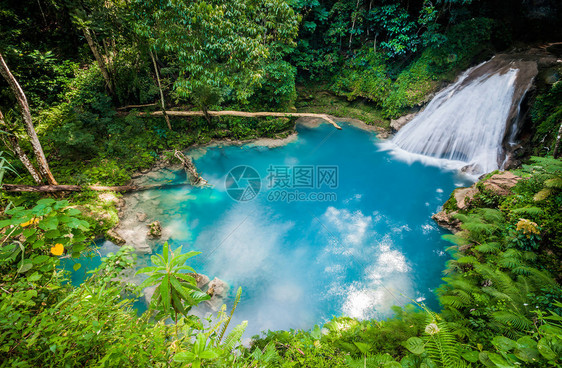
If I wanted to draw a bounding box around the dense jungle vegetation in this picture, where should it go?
[0,0,561,366]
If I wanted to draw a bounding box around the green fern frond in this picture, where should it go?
[474,242,501,254]
[511,206,544,216]
[481,287,512,301]
[446,279,479,293]
[499,257,522,269]
[521,251,537,262]
[523,267,556,288]
[533,188,552,201]
[502,248,522,259]
[477,208,505,224]
[442,234,469,246]
[440,295,465,309]
[425,321,466,368]
[544,177,562,189]
[492,310,533,331]
[460,222,497,237]
[511,266,532,276]
[217,286,242,344]
[455,256,478,265]
[222,320,247,352]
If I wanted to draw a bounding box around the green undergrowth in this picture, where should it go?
[330,18,497,119]
[3,157,560,367]
[296,84,389,128]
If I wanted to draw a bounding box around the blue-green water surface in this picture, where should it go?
[76,122,471,337]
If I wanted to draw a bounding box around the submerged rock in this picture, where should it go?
[106,229,126,245]
[147,221,162,238]
[189,273,210,289]
[143,285,157,305]
[136,212,148,222]
[204,277,229,312]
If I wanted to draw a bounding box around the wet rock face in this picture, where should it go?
[482,171,521,196]
[106,229,126,245]
[390,113,417,132]
[432,211,461,233]
[433,171,521,231]
[453,187,479,211]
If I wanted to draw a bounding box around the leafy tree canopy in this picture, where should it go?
[132,0,299,104]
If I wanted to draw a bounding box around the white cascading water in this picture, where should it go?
[382,61,521,178]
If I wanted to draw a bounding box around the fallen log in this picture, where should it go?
[1,182,192,193]
[148,110,343,130]
[116,102,158,111]
[174,150,208,186]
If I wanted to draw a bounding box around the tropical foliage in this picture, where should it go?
[0,0,560,367]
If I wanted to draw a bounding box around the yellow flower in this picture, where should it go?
[50,243,64,256]
[516,219,540,235]
[20,218,39,227]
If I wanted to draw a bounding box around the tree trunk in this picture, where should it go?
[148,110,343,130]
[149,49,172,130]
[0,52,57,185]
[82,27,114,95]
[553,122,562,159]
[0,109,42,184]
[348,0,361,49]
[174,149,207,186]
[2,183,191,193]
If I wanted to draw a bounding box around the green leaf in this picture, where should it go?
[310,324,322,340]
[479,352,497,367]
[537,338,556,360]
[461,350,479,363]
[138,274,163,290]
[193,333,207,354]
[32,255,50,264]
[73,263,82,271]
[383,362,401,368]
[487,353,513,368]
[162,242,169,264]
[65,208,81,216]
[23,228,37,238]
[44,229,61,239]
[170,251,201,267]
[159,275,171,312]
[173,351,195,363]
[37,198,56,206]
[353,341,371,355]
[492,336,516,352]
[38,216,58,231]
[18,262,33,273]
[404,337,425,355]
[169,275,191,301]
[150,255,165,267]
[199,349,219,360]
[27,272,41,282]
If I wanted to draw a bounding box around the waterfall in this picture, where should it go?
[381,57,537,178]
